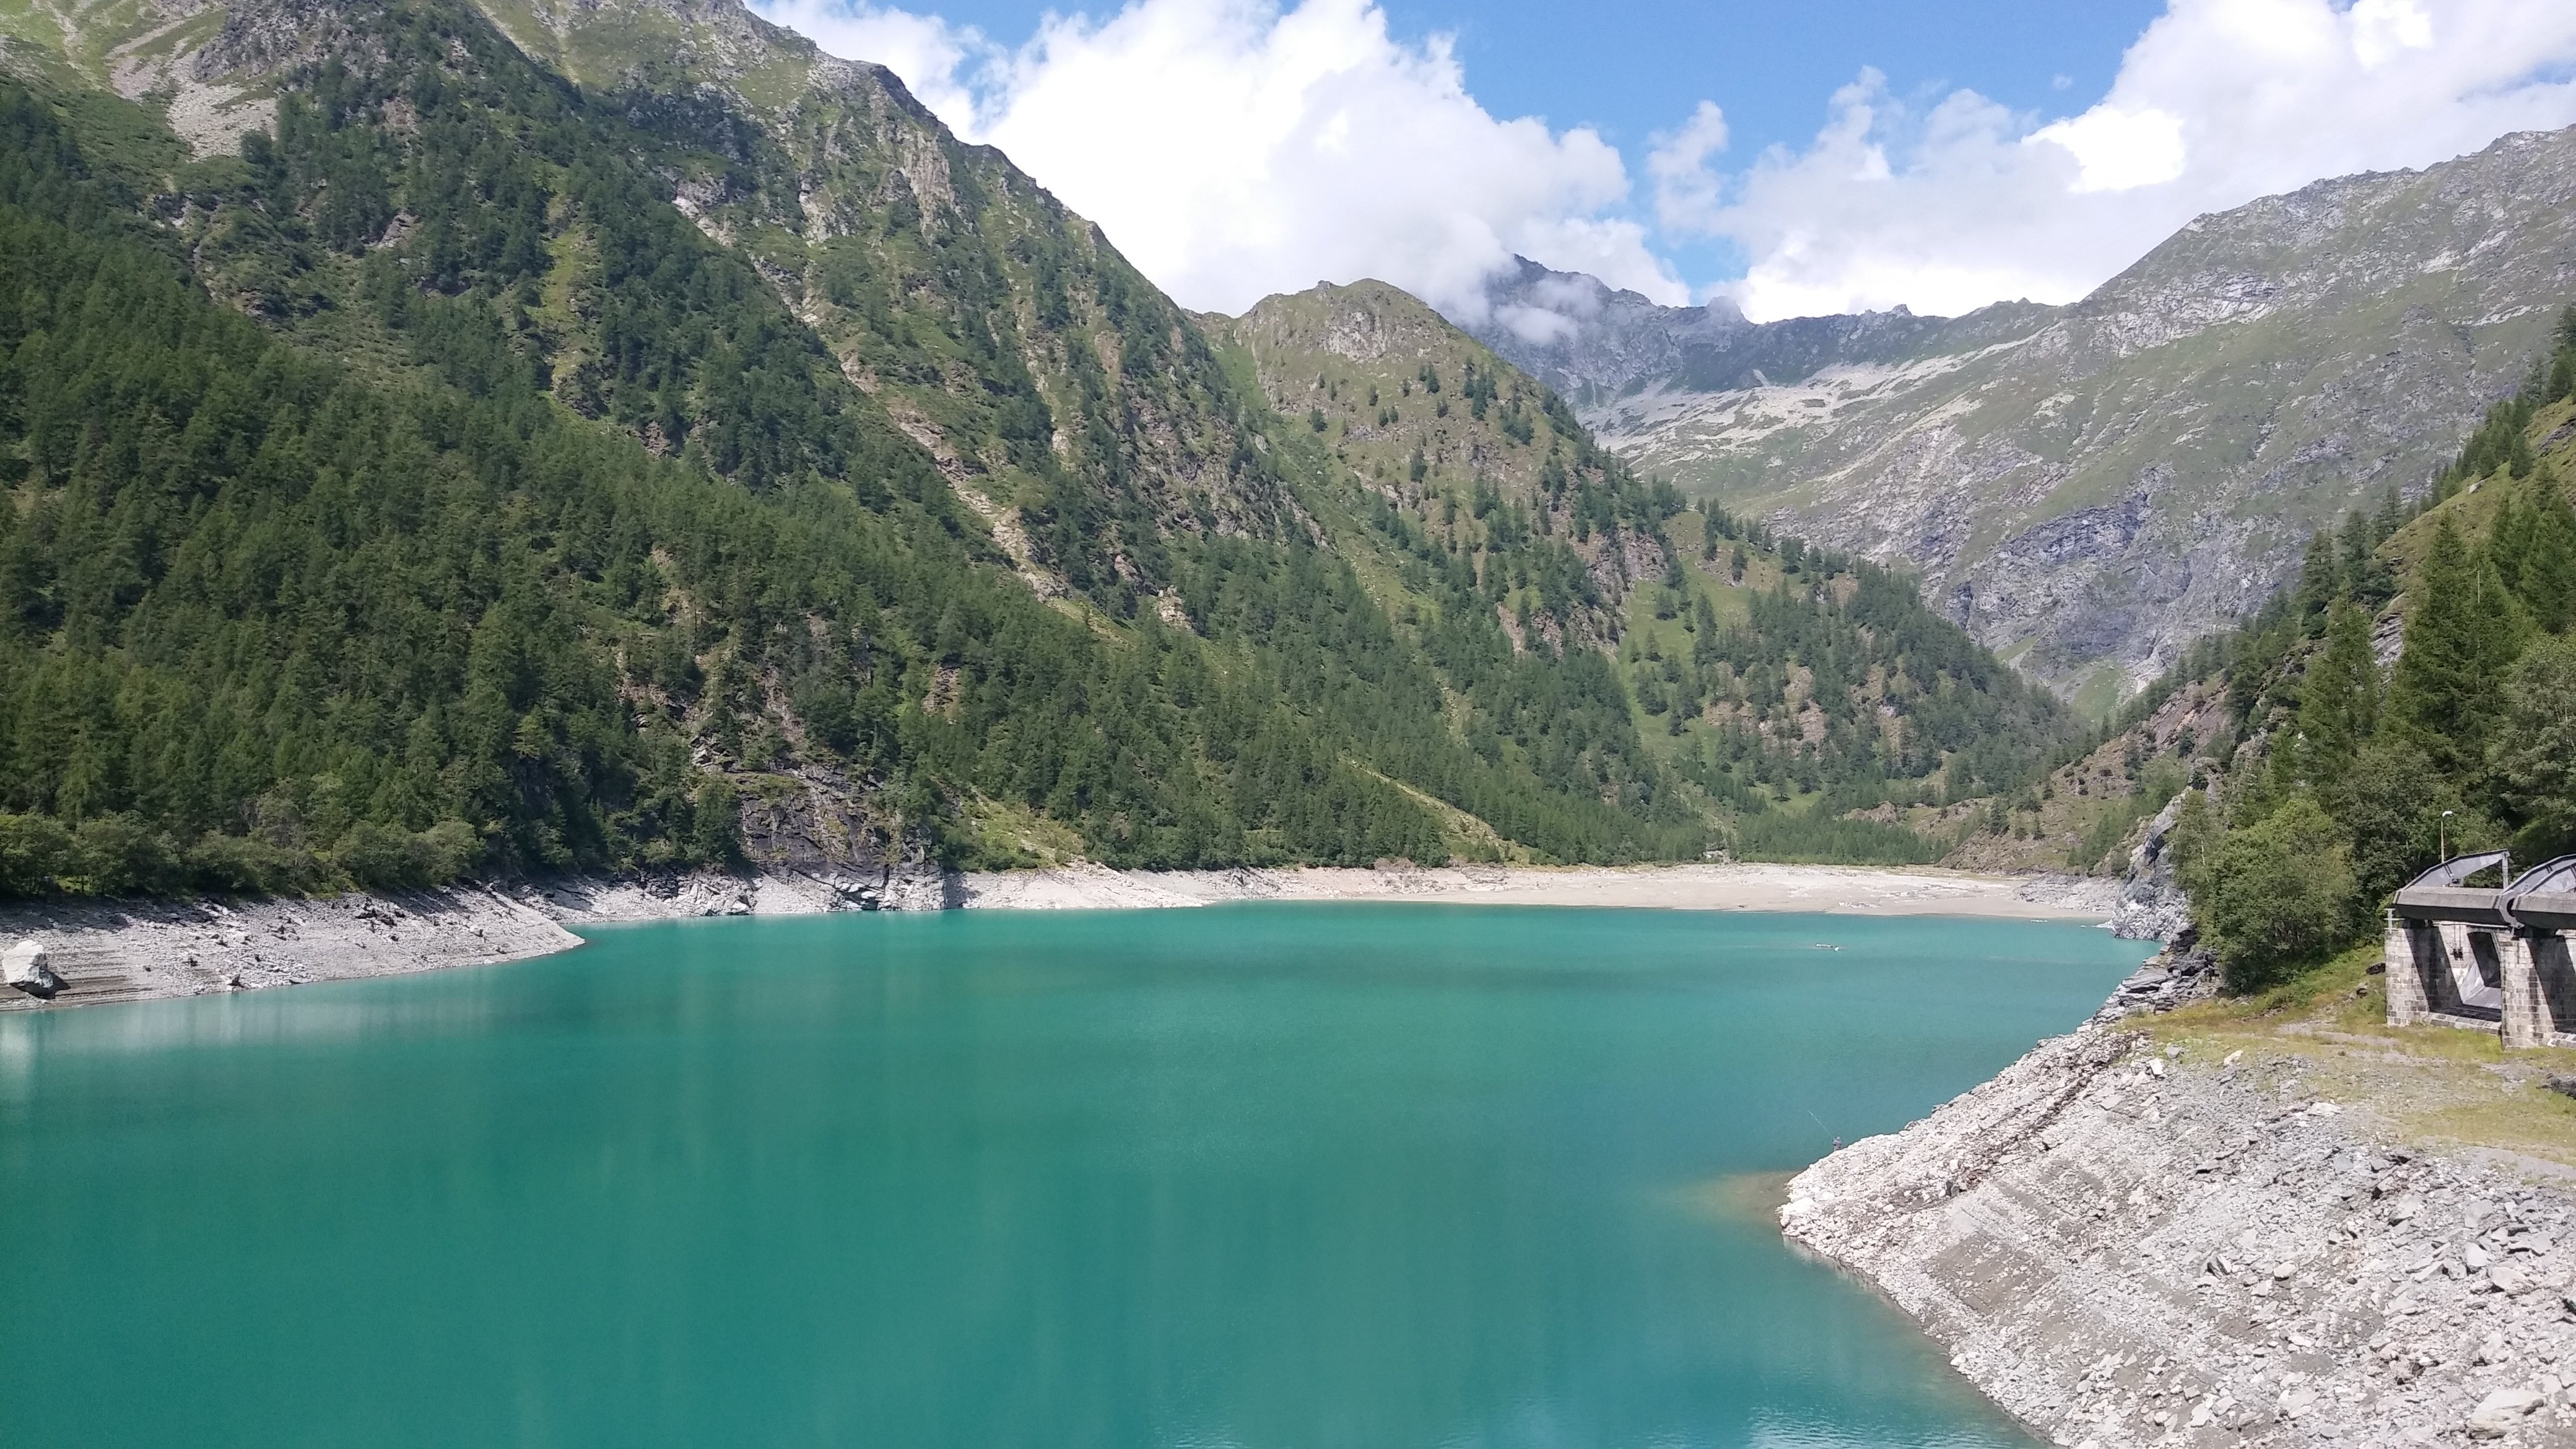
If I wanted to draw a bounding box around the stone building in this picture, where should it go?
[2387,851,2576,1048]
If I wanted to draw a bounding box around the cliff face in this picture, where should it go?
[1469,129,2576,705]
[1782,1014,2576,1446]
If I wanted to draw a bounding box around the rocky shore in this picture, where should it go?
[0,884,583,1011]
[1782,953,2576,1447]
[2,861,2136,1012]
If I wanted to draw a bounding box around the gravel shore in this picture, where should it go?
[0,886,582,1012]
[1,861,2127,1013]
[1782,960,2576,1447]
[951,861,2136,920]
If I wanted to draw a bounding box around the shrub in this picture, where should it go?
[333,819,484,890]
[1734,811,1938,866]
[689,778,741,865]
[0,814,74,896]
[66,814,180,897]
[2195,793,2361,992]
[419,820,484,882]
[184,834,318,895]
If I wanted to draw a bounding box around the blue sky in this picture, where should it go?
[860,0,2164,156]
[756,0,2576,321]
[1395,1,2165,155]
[874,0,2170,290]
[1396,0,2170,289]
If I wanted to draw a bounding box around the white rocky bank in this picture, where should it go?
[2,860,2135,1012]
[0,884,586,1010]
[1783,1020,2576,1447]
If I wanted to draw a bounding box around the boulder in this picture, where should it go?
[2,939,63,998]
[2468,1387,2544,1437]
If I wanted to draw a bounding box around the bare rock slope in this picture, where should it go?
[1473,128,2576,702]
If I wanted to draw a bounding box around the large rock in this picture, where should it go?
[2468,1386,2544,1437]
[3,939,64,998]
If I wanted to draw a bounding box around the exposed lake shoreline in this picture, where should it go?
[1784,961,2576,1447]
[0,861,2143,1012]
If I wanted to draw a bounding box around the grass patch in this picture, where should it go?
[960,795,1087,869]
[2066,662,2132,723]
[2139,941,2576,1167]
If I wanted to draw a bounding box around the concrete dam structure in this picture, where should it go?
[2387,851,2576,1048]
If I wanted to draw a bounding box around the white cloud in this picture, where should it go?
[1647,100,1729,230]
[760,0,2576,328]
[2351,0,2434,67]
[754,0,1688,316]
[1656,0,2576,321]
[2027,106,2185,193]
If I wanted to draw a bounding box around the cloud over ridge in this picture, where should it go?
[755,0,1687,317]
[760,0,2576,326]
[1655,0,2576,321]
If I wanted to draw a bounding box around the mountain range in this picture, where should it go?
[1466,131,2576,710]
[0,0,2081,893]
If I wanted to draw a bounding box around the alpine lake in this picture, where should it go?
[1,903,2150,1447]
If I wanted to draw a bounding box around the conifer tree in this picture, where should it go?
[2499,468,2576,633]
[2294,529,2341,635]
[2388,518,2527,773]
[2339,510,2374,580]
[2294,599,2378,787]
[2376,485,2405,541]
[2493,635,2576,858]
[2490,485,2530,606]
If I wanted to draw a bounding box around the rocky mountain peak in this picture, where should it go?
[1463,255,2049,410]
[1464,256,1751,406]
[1468,124,2576,707]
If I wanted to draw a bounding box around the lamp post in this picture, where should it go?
[2442,810,2456,861]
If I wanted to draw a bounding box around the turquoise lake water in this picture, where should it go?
[0,905,2149,1448]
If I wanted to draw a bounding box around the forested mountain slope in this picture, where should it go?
[1469,129,2576,711]
[1951,313,2576,986]
[1211,281,2079,864]
[0,0,2081,895]
[0,0,1679,892]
